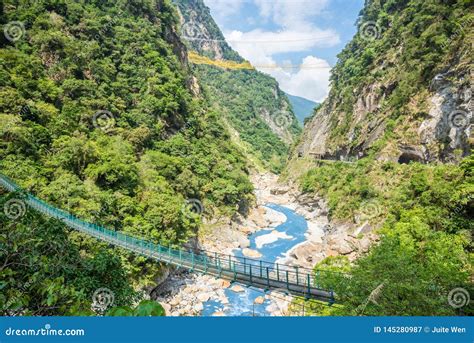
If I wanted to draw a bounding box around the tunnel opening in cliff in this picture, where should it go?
[398,151,424,164]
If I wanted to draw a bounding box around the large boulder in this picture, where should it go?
[242,248,262,258]
[230,285,245,293]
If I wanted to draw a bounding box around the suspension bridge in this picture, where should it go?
[0,173,337,303]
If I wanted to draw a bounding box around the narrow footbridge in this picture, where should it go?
[1,174,336,303]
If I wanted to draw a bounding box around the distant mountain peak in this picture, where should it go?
[285,93,319,126]
[173,0,301,172]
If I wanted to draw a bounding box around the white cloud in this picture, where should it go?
[254,0,329,29]
[224,28,339,57]
[205,0,336,102]
[268,56,331,103]
[222,29,334,102]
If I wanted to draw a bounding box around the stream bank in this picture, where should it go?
[152,173,376,316]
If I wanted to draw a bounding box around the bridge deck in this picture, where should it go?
[0,173,337,303]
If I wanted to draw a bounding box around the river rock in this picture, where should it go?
[305,221,324,243]
[242,248,262,258]
[237,235,250,248]
[264,206,287,227]
[184,285,195,294]
[325,248,339,257]
[271,186,290,195]
[197,293,210,302]
[335,239,356,255]
[247,206,268,228]
[169,298,180,306]
[219,296,229,305]
[240,225,255,235]
[230,285,245,293]
[254,296,265,305]
[358,236,371,253]
[351,222,372,236]
[220,280,231,288]
[290,242,322,263]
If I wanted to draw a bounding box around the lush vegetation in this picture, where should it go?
[194,65,301,172]
[297,154,473,315]
[316,0,472,155]
[332,0,472,101]
[290,0,473,316]
[174,0,301,172]
[0,189,166,316]
[0,0,254,313]
[0,191,138,315]
[106,300,165,316]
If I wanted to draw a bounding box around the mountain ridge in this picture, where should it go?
[0,0,254,291]
[296,0,472,164]
[285,92,319,126]
[174,0,301,172]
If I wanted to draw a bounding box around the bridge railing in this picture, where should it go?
[1,173,342,300]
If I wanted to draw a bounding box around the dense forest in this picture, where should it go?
[0,0,253,315]
[174,0,301,172]
[298,0,472,160]
[1,0,472,318]
[289,0,473,316]
[193,65,301,171]
[295,154,473,315]
[1,191,166,315]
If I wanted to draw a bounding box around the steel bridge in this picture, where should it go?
[0,173,336,303]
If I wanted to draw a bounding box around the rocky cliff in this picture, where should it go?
[297,0,472,164]
[173,0,301,172]
[0,0,255,288]
[173,0,241,62]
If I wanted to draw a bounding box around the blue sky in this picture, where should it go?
[204,0,364,102]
